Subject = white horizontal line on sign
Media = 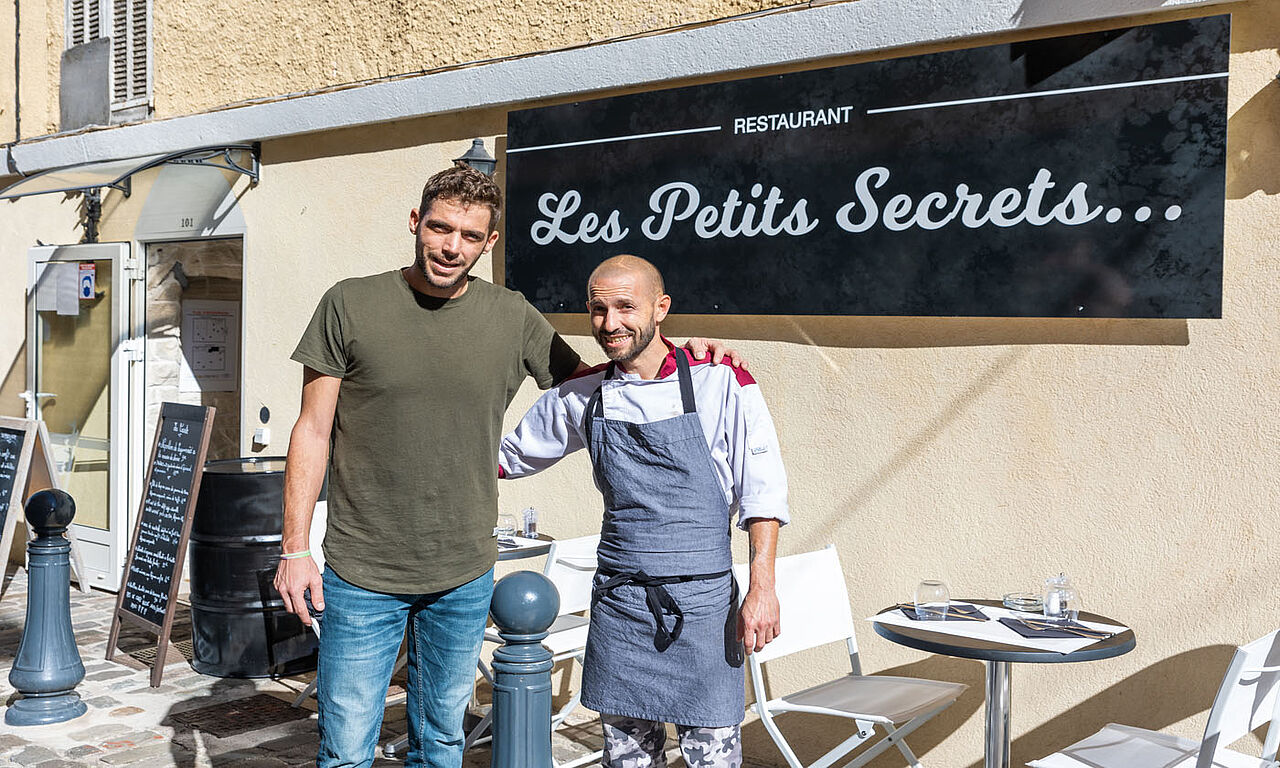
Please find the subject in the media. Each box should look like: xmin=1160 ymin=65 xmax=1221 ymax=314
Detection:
xmin=507 ymin=125 xmax=722 ymax=154
xmin=865 ymin=71 xmax=1230 ymax=115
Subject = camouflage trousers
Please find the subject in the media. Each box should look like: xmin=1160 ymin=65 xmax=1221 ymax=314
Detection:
xmin=601 ymin=714 xmax=741 ymax=768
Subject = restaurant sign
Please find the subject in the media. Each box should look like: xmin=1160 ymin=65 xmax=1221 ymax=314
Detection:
xmin=505 ymin=16 xmax=1228 ymax=318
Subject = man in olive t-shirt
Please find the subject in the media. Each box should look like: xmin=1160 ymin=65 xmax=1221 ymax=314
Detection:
xmin=290 ymin=271 xmax=579 ymax=594
xmin=275 ymin=166 xmax=581 ymax=768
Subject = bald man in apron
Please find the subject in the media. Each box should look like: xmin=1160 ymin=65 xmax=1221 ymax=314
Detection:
xmin=499 ymin=255 xmax=789 ymax=767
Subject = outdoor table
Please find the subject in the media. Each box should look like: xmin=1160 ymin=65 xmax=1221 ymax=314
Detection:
xmin=497 ymin=532 xmax=554 ymax=561
xmin=872 ymin=598 xmax=1135 ymax=768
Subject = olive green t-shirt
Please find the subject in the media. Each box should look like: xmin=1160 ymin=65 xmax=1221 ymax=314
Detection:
xmin=291 ymin=270 xmax=581 ymax=594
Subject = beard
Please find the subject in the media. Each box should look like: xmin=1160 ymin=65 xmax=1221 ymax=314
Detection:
xmin=596 ymin=322 xmax=656 ymax=363
xmin=414 ymin=249 xmax=472 ymax=290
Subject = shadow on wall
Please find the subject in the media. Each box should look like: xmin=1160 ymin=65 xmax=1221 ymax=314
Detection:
xmin=741 ymin=645 xmax=1236 ymax=768
xmin=548 ymin=314 xmax=1189 ymax=348
xmin=837 ymin=347 xmax=1025 ymax=523
xmin=0 ymin=341 xmax=26 ymax=419
xmin=1226 ymin=76 xmax=1280 ymax=200
xmin=264 ymin=110 xmax=506 ymax=167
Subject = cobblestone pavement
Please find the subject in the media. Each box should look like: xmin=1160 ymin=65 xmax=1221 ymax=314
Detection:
xmin=0 ymin=568 xmax=611 ymax=767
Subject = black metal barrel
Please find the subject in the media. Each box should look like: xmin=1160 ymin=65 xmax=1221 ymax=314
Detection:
xmin=188 ymin=457 xmax=318 ymax=678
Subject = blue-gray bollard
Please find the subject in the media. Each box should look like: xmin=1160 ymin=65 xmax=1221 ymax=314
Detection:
xmin=6 ymin=489 xmax=87 ymax=726
xmin=489 ymin=570 xmax=560 ymax=768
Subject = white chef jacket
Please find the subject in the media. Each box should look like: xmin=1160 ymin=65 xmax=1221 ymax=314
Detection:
xmin=499 ymin=340 xmax=790 ymax=528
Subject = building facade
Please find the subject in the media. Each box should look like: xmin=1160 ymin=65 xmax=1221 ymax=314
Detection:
xmin=1 ymin=0 xmax=1278 ymax=765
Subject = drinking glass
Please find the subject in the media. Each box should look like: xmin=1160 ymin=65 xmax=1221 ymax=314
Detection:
xmin=1062 ymin=586 xmax=1083 ymax=623
xmin=914 ymin=580 xmax=950 ymax=620
xmin=495 ymin=514 xmax=518 ymax=540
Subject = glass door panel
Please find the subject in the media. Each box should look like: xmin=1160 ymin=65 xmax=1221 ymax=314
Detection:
xmin=28 ymin=243 xmax=133 ymax=590
xmin=35 ymin=259 xmax=113 ymax=529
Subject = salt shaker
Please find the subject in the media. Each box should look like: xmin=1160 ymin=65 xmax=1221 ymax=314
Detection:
xmin=1043 ymin=573 xmax=1072 ymax=620
xmin=521 ymin=507 xmax=538 ymax=538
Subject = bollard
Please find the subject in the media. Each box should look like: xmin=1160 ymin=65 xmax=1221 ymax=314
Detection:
xmin=489 ymin=570 xmax=560 ymax=768
xmin=6 ymin=489 xmax=88 ymax=726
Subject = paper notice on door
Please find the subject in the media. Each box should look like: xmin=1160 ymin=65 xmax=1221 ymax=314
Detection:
xmin=56 ymin=263 xmax=81 ymax=316
xmin=34 ymin=263 xmax=58 ymax=312
xmin=179 ymin=300 xmax=239 ymax=392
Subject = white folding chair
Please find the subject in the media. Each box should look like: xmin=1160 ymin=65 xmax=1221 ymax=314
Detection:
xmin=1028 ymin=628 xmax=1280 ymax=768
xmin=468 ymin=534 xmax=603 ymax=767
xmin=732 ymin=545 xmax=967 ymax=768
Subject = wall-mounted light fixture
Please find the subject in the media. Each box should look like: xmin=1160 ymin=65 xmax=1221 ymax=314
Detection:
xmin=453 ymin=138 xmax=497 ymax=176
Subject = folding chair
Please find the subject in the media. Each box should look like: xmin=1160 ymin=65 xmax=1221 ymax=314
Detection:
xmin=469 ymin=533 xmax=603 ymax=767
xmin=732 ymin=545 xmax=967 ymax=768
xmin=1028 ymin=628 xmax=1280 ymax=768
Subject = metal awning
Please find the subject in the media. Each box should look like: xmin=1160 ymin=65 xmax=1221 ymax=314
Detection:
xmin=0 ymin=144 xmax=259 ymax=200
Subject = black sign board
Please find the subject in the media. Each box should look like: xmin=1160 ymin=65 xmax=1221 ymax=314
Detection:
xmin=506 ymin=16 xmax=1228 ymax=318
xmin=0 ymin=419 xmax=35 ymax=573
xmin=107 ymin=402 xmax=215 ymax=687
xmin=0 ymin=417 xmax=89 ymax=597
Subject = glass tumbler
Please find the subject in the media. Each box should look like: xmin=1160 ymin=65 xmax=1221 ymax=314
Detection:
xmin=914 ymin=580 xmax=950 ymax=621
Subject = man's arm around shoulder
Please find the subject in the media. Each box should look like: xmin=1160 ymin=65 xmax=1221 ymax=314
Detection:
xmin=273 ymin=367 xmax=340 ymax=626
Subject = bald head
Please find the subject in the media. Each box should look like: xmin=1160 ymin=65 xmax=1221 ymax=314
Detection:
xmin=585 ymin=255 xmax=672 ymax=372
xmin=587 ymin=255 xmax=665 ymax=300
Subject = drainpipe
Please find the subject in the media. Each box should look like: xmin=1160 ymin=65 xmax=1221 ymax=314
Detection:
xmin=13 ymin=0 xmax=19 ymax=142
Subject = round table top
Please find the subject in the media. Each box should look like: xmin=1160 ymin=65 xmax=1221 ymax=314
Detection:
xmin=496 ymin=533 xmax=555 ymax=561
xmin=872 ymin=599 xmax=1136 ymax=664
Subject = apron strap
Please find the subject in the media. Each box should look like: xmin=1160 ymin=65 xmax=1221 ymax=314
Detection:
xmin=582 ymin=362 xmax=616 ymax=446
xmin=674 ymin=347 xmax=697 ymax=414
xmin=582 ymin=347 xmax=696 ymax=442
xmin=594 ymin=568 xmax=731 ymax=652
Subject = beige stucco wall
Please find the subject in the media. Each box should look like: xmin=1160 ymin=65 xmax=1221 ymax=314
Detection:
xmin=0 ymin=193 xmax=81 ymax=421
xmin=5 ymin=0 xmax=62 ymax=142
xmin=152 ymin=0 xmax=783 ymax=118
xmin=0 ymin=193 xmax=78 ymax=564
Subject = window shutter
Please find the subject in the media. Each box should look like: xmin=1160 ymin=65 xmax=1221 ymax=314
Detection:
xmin=109 ymin=0 xmax=149 ymax=107
xmin=111 ymin=0 xmax=127 ymax=100
xmin=130 ymin=0 xmax=148 ymax=102
xmin=87 ymin=0 xmax=101 ymax=41
xmin=67 ymin=0 xmax=103 ymax=47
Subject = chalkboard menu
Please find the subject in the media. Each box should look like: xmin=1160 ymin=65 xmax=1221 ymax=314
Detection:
xmin=106 ymin=402 xmax=214 ymax=687
xmin=0 ymin=419 xmax=36 ymax=572
xmin=0 ymin=416 xmax=89 ymax=599
xmin=0 ymin=427 xmax=24 ymax=531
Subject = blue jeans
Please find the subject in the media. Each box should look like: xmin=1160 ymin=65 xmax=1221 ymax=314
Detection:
xmin=316 ymin=566 xmax=495 ymax=768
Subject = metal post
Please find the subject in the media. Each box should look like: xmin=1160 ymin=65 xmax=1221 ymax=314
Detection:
xmin=82 ymin=189 xmax=101 ymax=243
xmin=6 ymin=489 xmax=88 ymax=726
xmin=488 ymin=570 xmax=560 ymax=768
xmin=984 ymin=660 xmax=1012 ymax=768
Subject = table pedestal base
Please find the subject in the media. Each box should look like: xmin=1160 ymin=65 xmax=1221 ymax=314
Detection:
xmin=984 ymin=660 xmax=1012 ymax=768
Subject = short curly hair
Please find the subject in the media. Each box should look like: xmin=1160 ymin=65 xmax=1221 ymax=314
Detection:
xmin=418 ymin=163 xmax=503 ymax=233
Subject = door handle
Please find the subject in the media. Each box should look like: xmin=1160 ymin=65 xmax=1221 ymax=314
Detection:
xmin=18 ymin=391 xmax=57 ymax=402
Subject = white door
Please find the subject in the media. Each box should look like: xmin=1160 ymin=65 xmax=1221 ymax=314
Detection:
xmin=26 ymin=243 xmax=143 ymax=591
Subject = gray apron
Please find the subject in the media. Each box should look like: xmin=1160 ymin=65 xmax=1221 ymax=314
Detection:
xmin=579 ymin=349 xmax=744 ymax=727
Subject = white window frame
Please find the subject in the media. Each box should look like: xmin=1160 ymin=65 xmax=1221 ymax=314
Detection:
xmin=64 ymin=0 xmax=152 ymax=117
